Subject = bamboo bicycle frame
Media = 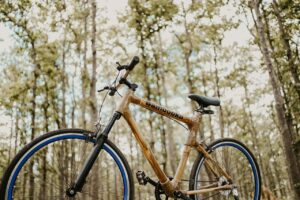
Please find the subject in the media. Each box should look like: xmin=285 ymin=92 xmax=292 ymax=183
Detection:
xmin=116 ymin=89 xmax=233 ymax=197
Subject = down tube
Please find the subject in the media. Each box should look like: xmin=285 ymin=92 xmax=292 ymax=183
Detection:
xmin=122 ymin=110 xmax=170 ymax=185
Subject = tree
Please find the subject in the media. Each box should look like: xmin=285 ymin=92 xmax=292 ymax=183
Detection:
xmin=248 ymin=0 xmax=300 ymax=198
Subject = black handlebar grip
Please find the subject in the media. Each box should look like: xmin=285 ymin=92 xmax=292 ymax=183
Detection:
xmin=126 ymin=56 xmax=139 ymax=70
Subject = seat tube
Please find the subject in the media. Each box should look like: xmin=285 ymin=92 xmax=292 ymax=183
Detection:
xmin=172 ymin=136 xmax=193 ymax=187
xmin=172 ymin=113 xmax=201 ymax=188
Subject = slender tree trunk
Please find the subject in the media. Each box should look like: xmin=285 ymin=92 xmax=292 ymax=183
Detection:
xmin=201 ymin=71 xmax=215 ymax=141
xmin=61 ymin=31 xmax=67 ymax=128
xmin=90 ymin=1 xmax=100 ymax=199
xmin=52 ymin=96 xmax=61 ymax=129
xmin=58 ymin=144 xmax=65 ymax=199
xmin=71 ymin=69 xmax=76 ymax=129
xmin=132 ymin=1 xmax=156 ymax=153
xmin=14 ymin=109 xmax=19 ymax=155
xmin=262 ymin=6 xmax=294 ymax=132
xmin=213 ymin=46 xmax=225 ymax=138
xmin=243 ymin=84 xmax=268 ymax=186
xmin=251 ymin=1 xmax=300 ymax=198
xmin=151 ymin=36 xmax=168 ymax=173
xmin=272 ymin=0 xmax=300 ymax=101
xmin=158 ymin=32 xmax=178 ymax=174
xmin=89 ymin=0 xmax=98 ymax=122
xmin=174 ymin=3 xmax=195 ymax=109
xmin=269 ymin=107 xmax=290 ymax=198
xmin=263 ymin=6 xmax=298 ymax=153
xmin=271 ymin=2 xmax=300 ymax=157
xmin=8 ymin=110 xmax=13 ymax=164
xmin=177 ymin=3 xmax=205 ymax=141
xmin=81 ymin=2 xmax=89 ymax=129
xmin=29 ymin=42 xmax=39 ymax=200
xmin=266 ymin=136 xmax=282 ymax=198
xmin=39 ymin=81 xmax=50 ymax=200
xmin=22 ymin=165 xmax=28 ymax=199
xmin=50 ymin=151 xmax=55 ymax=199
xmin=182 ymin=2 xmax=194 ymax=97
xmin=138 ymin=30 xmax=155 ymax=151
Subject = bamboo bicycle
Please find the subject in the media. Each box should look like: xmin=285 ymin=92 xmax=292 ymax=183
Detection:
xmin=0 ymin=56 xmax=261 ymax=200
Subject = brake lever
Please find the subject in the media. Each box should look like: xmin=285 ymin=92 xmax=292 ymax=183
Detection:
xmin=116 ymin=62 xmax=127 ymax=71
xmin=97 ymin=86 xmax=117 ymax=96
xmin=97 ymin=86 xmax=110 ymax=93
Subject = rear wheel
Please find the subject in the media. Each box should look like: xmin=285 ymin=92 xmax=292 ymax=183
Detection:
xmin=189 ymin=138 xmax=261 ymax=200
xmin=0 ymin=129 xmax=134 ymax=200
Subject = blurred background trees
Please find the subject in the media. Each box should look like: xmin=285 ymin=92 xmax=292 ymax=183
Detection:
xmin=0 ymin=0 xmax=299 ymax=199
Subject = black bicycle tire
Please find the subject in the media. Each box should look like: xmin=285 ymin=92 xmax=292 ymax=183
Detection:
xmin=0 ymin=128 xmax=134 ymax=200
xmin=188 ymin=138 xmax=261 ymax=200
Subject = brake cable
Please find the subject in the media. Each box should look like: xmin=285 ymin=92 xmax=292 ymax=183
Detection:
xmin=96 ymin=70 xmax=121 ymax=128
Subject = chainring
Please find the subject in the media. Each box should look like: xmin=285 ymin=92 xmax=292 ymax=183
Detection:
xmin=155 ymin=182 xmax=169 ymax=200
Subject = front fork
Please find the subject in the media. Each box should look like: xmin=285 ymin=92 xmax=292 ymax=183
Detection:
xmin=66 ymin=112 xmax=122 ymax=197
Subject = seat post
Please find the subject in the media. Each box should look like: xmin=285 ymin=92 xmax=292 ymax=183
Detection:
xmin=195 ymin=105 xmax=214 ymax=115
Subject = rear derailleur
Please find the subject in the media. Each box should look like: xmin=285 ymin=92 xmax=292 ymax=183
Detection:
xmin=136 ymin=171 xmax=192 ymax=200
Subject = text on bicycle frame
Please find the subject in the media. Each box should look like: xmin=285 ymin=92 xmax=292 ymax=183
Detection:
xmin=145 ymin=101 xmax=184 ymax=120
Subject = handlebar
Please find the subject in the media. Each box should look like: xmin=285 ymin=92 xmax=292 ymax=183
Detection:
xmin=118 ymin=56 xmax=139 ymax=85
xmin=101 ymin=56 xmax=140 ymax=96
xmin=126 ymin=56 xmax=139 ymax=71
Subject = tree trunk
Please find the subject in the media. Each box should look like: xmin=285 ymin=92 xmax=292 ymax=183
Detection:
xmin=90 ymin=0 xmax=98 ymax=122
xmin=182 ymin=2 xmax=194 ymax=97
xmin=263 ymin=6 xmax=299 ymax=164
xmin=151 ymin=35 xmax=168 ymax=173
xmin=8 ymin=110 xmax=13 ymax=164
xmin=174 ymin=3 xmax=195 ymax=107
xmin=201 ymin=70 xmax=215 ymax=141
xmin=39 ymin=81 xmax=50 ymax=200
xmin=138 ymin=29 xmax=156 ymax=151
xmin=29 ymin=42 xmax=39 ymax=200
xmin=272 ymin=0 xmax=300 ymax=101
xmin=158 ymin=32 xmax=178 ymax=174
xmin=242 ymin=83 xmax=268 ymax=186
xmin=213 ymin=45 xmax=225 ymax=138
xmin=251 ymin=1 xmax=300 ymax=199
xmin=266 ymin=135 xmax=283 ymax=198
xmin=81 ymin=2 xmax=89 ymax=129
xmin=14 ymin=109 xmax=19 ymax=155
xmin=90 ymin=1 xmax=99 ymax=199
xmin=61 ymin=31 xmax=67 ymax=128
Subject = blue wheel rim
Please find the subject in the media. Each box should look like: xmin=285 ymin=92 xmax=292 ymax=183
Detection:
xmin=194 ymin=141 xmax=260 ymax=200
xmin=7 ymin=134 xmax=130 ymax=200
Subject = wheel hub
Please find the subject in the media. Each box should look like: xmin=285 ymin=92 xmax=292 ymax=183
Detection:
xmin=218 ymin=176 xmax=231 ymax=196
xmin=66 ymin=187 xmax=77 ymax=197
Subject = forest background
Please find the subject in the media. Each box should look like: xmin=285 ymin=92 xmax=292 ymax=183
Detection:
xmin=0 ymin=0 xmax=299 ymax=199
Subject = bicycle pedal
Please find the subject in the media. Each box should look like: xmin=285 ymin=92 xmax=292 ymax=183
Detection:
xmin=136 ymin=171 xmax=147 ymax=185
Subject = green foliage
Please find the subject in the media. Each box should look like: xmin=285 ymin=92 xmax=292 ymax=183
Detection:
xmin=128 ymin=0 xmax=178 ymax=40
xmin=0 ymin=0 xmax=298 ymax=199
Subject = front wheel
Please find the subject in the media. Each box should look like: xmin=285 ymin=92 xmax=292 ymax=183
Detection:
xmin=189 ymin=138 xmax=261 ymax=200
xmin=0 ymin=129 xmax=134 ymax=200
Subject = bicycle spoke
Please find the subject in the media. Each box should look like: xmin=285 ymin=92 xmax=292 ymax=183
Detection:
xmin=192 ymin=140 xmax=259 ymax=200
xmin=201 ymin=192 xmax=221 ymax=200
xmin=7 ymin=134 xmax=128 ymax=200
